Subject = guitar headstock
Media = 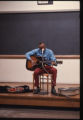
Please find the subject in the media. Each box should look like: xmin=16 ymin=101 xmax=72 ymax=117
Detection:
xmin=56 ymin=60 xmax=63 ymax=64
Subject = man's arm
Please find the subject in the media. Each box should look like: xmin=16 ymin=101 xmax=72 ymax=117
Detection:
xmin=49 ymin=50 xmax=57 ymax=65
xmin=25 ymin=49 xmax=38 ymax=60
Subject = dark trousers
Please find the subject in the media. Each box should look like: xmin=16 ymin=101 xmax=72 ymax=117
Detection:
xmin=34 ymin=65 xmax=57 ymax=87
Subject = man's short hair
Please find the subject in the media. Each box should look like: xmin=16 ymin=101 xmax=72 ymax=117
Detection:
xmin=39 ymin=42 xmax=45 ymax=45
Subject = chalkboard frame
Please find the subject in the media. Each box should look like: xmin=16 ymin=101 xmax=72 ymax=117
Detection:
xmin=0 ymin=55 xmax=80 ymax=59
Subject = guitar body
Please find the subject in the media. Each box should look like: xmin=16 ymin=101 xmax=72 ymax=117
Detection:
xmin=26 ymin=56 xmax=42 ymax=71
xmin=26 ymin=55 xmax=63 ymax=71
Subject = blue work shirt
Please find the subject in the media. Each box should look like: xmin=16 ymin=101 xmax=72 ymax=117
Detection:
xmin=25 ymin=48 xmax=56 ymax=65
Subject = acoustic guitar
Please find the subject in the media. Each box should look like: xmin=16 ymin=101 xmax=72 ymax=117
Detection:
xmin=26 ymin=55 xmax=63 ymax=71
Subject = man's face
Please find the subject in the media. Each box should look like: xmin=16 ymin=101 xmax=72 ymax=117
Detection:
xmin=39 ymin=43 xmax=45 ymax=49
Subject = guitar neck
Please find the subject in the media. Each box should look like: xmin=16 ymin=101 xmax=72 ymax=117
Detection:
xmin=39 ymin=60 xmax=63 ymax=64
xmin=36 ymin=56 xmax=63 ymax=64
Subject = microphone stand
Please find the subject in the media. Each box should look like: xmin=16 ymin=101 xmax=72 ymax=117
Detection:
xmin=39 ymin=49 xmax=49 ymax=95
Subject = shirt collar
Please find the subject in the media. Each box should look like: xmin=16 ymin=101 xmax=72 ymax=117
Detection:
xmin=38 ymin=48 xmax=46 ymax=54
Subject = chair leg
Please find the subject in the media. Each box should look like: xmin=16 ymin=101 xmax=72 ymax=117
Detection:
xmin=40 ymin=76 xmax=41 ymax=89
xmin=51 ymin=75 xmax=52 ymax=90
xmin=47 ymin=76 xmax=48 ymax=93
xmin=39 ymin=76 xmax=41 ymax=89
xmin=33 ymin=74 xmax=34 ymax=91
xmin=42 ymin=75 xmax=44 ymax=90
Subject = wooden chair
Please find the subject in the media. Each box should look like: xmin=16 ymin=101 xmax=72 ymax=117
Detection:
xmin=33 ymin=73 xmax=53 ymax=94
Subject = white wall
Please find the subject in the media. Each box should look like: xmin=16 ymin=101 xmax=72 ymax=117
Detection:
xmin=0 ymin=1 xmax=80 ymax=13
xmin=0 ymin=59 xmax=80 ymax=84
xmin=0 ymin=1 xmax=80 ymax=84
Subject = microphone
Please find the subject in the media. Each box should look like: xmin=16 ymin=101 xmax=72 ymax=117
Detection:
xmin=42 ymin=48 xmax=44 ymax=54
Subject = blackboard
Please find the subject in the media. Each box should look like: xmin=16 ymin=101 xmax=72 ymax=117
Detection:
xmin=0 ymin=11 xmax=80 ymax=55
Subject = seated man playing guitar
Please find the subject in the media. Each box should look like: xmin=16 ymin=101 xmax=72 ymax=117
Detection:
xmin=25 ymin=42 xmax=57 ymax=95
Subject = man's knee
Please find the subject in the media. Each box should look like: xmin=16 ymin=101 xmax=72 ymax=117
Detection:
xmin=34 ymin=68 xmax=41 ymax=75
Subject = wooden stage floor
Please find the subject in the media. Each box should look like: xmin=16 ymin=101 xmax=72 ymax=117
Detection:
xmin=0 ymin=82 xmax=80 ymax=108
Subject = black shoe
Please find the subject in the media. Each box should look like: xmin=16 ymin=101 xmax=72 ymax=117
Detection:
xmin=33 ymin=87 xmax=40 ymax=94
xmin=51 ymin=87 xmax=56 ymax=95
